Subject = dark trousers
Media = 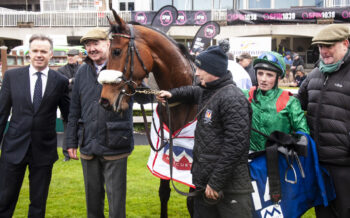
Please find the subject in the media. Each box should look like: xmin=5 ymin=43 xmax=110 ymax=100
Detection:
xmin=193 ymin=192 xmax=253 ymax=218
xmin=0 ymin=151 xmax=53 ymax=218
xmin=315 ymin=164 xmax=350 ymax=218
xmin=81 ymin=156 xmax=127 ymax=218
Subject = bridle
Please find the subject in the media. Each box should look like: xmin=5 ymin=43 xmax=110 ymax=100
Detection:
xmin=111 ymin=24 xmax=150 ymax=96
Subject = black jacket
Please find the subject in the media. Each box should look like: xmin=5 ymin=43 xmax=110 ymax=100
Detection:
xmin=66 ymin=57 xmax=151 ymax=156
xmin=0 ymin=66 xmax=69 ymax=165
xmin=57 ymin=63 xmax=80 ymax=94
xmin=298 ymin=51 xmax=350 ymax=165
xmin=170 ymin=73 xmax=253 ymax=194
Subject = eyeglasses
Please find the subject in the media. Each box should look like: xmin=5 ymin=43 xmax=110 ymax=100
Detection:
xmin=258 ymin=53 xmax=284 ymax=72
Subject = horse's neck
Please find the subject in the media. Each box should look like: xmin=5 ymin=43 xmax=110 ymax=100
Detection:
xmin=141 ymin=28 xmax=197 ymax=130
xmin=141 ymin=31 xmax=193 ymax=89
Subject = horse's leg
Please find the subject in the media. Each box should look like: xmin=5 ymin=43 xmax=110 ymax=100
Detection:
xmin=159 ymin=179 xmax=171 ymax=218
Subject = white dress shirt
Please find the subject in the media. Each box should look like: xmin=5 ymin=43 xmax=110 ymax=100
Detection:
xmin=29 ymin=65 xmax=49 ymax=102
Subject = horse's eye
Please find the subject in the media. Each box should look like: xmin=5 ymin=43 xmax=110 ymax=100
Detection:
xmin=113 ymin=49 xmax=121 ymax=57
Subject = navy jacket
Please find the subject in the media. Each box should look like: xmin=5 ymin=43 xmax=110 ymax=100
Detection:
xmin=66 ymin=58 xmax=152 ymax=156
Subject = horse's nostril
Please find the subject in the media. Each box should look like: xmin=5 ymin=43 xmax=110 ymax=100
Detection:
xmin=100 ymin=98 xmax=110 ymax=108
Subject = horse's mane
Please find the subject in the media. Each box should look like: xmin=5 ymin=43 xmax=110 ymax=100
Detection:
xmin=109 ymin=23 xmax=193 ymax=61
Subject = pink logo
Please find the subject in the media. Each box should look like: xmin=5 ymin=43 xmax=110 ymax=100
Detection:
xmin=176 ymin=11 xmax=187 ymax=25
xmin=204 ymin=24 xmax=216 ymax=38
xmin=195 ymin=11 xmax=207 ymax=25
xmin=160 ymin=10 xmax=173 ymax=26
xmin=135 ymin=12 xmax=147 ymax=24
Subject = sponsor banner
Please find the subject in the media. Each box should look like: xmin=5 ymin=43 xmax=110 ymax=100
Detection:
xmin=229 ymin=37 xmax=271 ymax=57
xmin=227 ymin=7 xmax=350 ymax=25
xmin=147 ymin=107 xmax=196 ymax=188
xmin=151 ymin=5 xmax=178 ymax=33
xmin=190 ymin=21 xmax=220 ymax=53
xmin=132 ymin=10 xmax=211 ymax=26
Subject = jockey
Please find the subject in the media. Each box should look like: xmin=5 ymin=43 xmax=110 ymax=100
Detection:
xmin=243 ymin=51 xmax=309 ymax=152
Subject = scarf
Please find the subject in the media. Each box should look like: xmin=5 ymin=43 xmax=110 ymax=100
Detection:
xmin=319 ymin=49 xmax=349 ymax=75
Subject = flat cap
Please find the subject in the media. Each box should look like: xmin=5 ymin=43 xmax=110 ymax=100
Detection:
xmin=312 ymin=24 xmax=350 ymax=45
xmin=67 ymin=49 xmax=79 ymax=56
xmin=80 ymin=28 xmax=109 ymax=43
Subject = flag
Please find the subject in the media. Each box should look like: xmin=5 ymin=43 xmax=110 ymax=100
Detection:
xmin=151 ymin=5 xmax=178 ymax=33
xmin=190 ymin=21 xmax=220 ymax=54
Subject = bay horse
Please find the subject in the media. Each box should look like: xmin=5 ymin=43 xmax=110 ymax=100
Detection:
xmin=99 ymin=10 xmax=197 ymax=218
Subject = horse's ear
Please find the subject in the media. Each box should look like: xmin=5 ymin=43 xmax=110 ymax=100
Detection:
xmin=106 ymin=16 xmax=114 ymax=26
xmin=111 ymin=9 xmax=127 ymax=31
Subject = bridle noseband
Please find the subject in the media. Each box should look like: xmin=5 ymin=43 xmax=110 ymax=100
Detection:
xmin=111 ymin=24 xmax=150 ymax=96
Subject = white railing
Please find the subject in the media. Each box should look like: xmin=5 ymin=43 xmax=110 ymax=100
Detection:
xmin=0 ymin=11 xmax=131 ymax=27
xmin=0 ymin=9 xmax=229 ymax=27
xmin=325 ymin=0 xmax=350 ymax=7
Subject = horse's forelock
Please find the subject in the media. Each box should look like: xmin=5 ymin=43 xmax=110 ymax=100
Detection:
xmin=109 ymin=24 xmax=122 ymax=34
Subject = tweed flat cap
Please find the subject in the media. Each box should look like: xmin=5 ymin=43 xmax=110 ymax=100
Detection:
xmin=67 ymin=49 xmax=79 ymax=56
xmin=80 ymin=28 xmax=109 ymax=43
xmin=312 ymin=24 xmax=350 ymax=45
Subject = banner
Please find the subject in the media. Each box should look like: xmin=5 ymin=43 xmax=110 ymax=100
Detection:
xmin=229 ymin=37 xmax=272 ymax=57
xmin=151 ymin=5 xmax=178 ymax=33
xmin=132 ymin=10 xmax=211 ymax=26
xmin=227 ymin=7 xmax=350 ymax=25
xmin=190 ymin=21 xmax=220 ymax=53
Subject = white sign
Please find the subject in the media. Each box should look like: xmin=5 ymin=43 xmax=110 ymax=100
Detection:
xmin=229 ymin=37 xmax=271 ymax=57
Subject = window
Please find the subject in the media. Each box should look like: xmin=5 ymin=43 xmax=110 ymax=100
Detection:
xmin=333 ymin=0 xmax=350 ymax=6
xmin=303 ymin=0 xmax=324 ymax=7
xmin=214 ymin=0 xmax=234 ymax=9
xmin=249 ymin=0 xmax=270 ymax=9
xmin=174 ymin=0 xmax=192 ymax=10
xmin=275 ymin=0 xmax=298 ymax=8
xmin=128 ymin=2 xmax=135 ymax=11
xmin=120 ymin=2 xmax=126 ymax=11
xmin=220 ymin=0 xmax=234 ymax=9
xmin=237 ymin=0 xmax=244 ymax=9
xmin=193 ymin=0 xmax=212 ymax=10
xmin=153 ymin=0 xmax=172 ymax=11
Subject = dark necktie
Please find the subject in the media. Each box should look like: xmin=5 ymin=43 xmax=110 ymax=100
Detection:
xmin=33 ymin=72 xmax=42 ymax=112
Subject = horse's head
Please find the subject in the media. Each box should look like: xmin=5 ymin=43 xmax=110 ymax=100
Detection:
xmin=99 ymin=10 xmax=153 ymax=112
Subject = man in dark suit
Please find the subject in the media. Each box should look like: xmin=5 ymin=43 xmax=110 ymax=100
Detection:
xmin=0 ymin=34 xmax=70 ymax=218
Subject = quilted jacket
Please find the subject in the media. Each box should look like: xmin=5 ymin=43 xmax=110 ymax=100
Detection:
xmin=169 ymin=73 xmax=253 ymax=194
xmin=297 ymin=51 xmax=350 ymax=165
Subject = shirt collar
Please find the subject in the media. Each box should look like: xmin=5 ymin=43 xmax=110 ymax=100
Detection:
xmin=29 ymin=65 xmax=49 ymax=77
xmin=94 ymin=61 xmax=107 ymax=74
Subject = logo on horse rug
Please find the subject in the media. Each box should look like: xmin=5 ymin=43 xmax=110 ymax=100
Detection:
xmin=147 ymin=108 xmax=196 ymax=187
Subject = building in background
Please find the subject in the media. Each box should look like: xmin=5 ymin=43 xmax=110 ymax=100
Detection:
xmin=0 ymin=0 xmax=350 ymax=69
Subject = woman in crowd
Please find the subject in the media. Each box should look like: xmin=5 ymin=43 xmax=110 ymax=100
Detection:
xmin=244 ymin=51 xmax=309 ymax=151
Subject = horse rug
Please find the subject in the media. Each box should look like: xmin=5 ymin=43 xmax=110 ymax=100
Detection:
xmin=147 ymin=108 xmax=196 ymax=188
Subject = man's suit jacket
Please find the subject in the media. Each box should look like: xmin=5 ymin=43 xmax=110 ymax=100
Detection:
xmin=0 ymin=66 xmax=70 ymax=166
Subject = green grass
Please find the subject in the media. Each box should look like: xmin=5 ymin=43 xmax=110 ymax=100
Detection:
xmin=12 ymin=146 xmax=315 ymax=218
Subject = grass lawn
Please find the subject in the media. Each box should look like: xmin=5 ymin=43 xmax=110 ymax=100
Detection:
xmin=12 ymin=146 xmax=316 ymax=218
